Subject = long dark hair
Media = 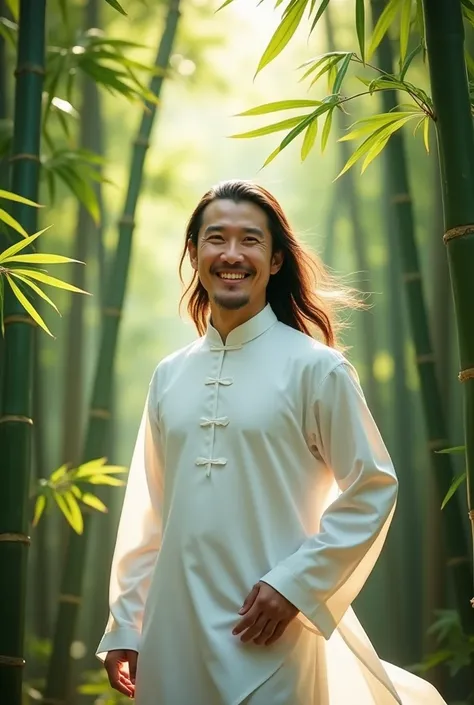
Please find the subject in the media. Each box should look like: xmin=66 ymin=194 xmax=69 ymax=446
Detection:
xmin=179 ymin=180 xmax=361 ymax=348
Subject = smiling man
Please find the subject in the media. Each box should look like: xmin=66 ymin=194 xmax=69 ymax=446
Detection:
xmin=98 ymin=180 xmax=446 ymax=705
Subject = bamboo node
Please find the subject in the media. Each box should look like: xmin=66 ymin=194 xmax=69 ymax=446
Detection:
xmin=402 ymin=272 xmax=421 ymax=283
xmin=428 ymin=438 xmax=449 ymax=451
xmin=59 ymin=593 xmax=82 ymax=605
xmin=9 ymin=153 xmax=41 ymax=164
xmin=0 ymin=414 xmax=33 ymax=425
xmin=89 ymin=408 xmax=111 ymax=420
xmin=119 ymin=214 xmax=135 ymax=227
xmin=444 ymin=224 xmax=474 ymax=243
xmin=0 ymin=654 xmax=25 ymax=667
xmin=134 ymin=136 xmax=150 ymax=148
xmin=14 ymin=63 xmax=45 ymax=77
xmin=4 ymin=313 xmax=36 ymax=327
xmin=0 ymin=532 xmax=31 ymax=545
xmin=416 ymin=353 xmax=435 ymax=365
xmin=459 ymin=367 xmax=474 ymax=383
xmin=392 ymin=193 xmax=411 ymax=204
xmin=103 ymin=307 xmax=122 ymax=318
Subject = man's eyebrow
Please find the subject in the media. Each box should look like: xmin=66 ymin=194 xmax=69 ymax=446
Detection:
xmin=204 ymin=224 xmax=264 ymax=236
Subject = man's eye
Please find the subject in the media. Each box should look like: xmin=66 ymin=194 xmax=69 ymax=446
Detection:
xmin=244 ymin=237 xmax=258 ymax=243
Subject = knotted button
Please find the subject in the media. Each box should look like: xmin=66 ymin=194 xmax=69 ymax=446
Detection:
xmin=195 ymin=456 xmax=228 ymax=477
xmin=200 ymin=416 xmax=229 ymax=428
xmin=205 ymin=377 xmax=234 ymax=386
xmin=210 ymin=344 xmax=243 ymax=352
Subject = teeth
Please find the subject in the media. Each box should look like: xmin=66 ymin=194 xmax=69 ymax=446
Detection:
xmin=218 ymin=273 xmax=247 ymax=280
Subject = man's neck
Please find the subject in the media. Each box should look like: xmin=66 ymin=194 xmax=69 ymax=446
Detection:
xmin=210 ymin=301 xmax=266 ymax=343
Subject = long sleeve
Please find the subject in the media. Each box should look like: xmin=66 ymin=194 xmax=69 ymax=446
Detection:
xmin=96 ymin=374 xmax=163 ymax=658
xmin=260 ymin=360 xmax=398 ymax=640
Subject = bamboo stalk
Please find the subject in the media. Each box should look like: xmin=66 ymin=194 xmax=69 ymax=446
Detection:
xmin=370 ymin=0 xmax=474 ymax=639
xmin=422 ymin=0 xmax=474 ymax=615
xmin=42 ymin=2 xmax=181 ymax=701
xmin=0 ymin=1 xmax=46 ymax=703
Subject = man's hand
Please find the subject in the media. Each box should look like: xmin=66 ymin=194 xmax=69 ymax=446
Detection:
xmin=233 ymin=582 xmax=299 ymax=646
xmin=104 ymin=649 xmax=138 ymax=698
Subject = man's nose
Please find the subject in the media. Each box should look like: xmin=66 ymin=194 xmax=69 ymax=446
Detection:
xmin=221 ymin=241 xmax=243 ymax=263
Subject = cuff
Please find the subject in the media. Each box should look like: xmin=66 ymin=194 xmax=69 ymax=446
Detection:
xmin=260 ymin=564 xmax=336 ymax=640
xmin=96 ymin=627 xmax=141 ymax=662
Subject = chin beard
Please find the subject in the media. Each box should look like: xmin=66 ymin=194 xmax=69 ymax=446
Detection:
xmin=212 ymin=293 xmax=250 ymax=311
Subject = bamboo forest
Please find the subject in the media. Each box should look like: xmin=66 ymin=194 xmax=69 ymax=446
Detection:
xmin=1 ymin=0 xmax=474 ymax=703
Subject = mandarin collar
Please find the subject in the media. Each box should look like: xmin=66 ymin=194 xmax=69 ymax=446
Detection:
xmin=205 ymin=304 xmax=277 ymax=348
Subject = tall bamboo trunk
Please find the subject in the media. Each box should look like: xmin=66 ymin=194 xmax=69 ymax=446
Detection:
xmin=42 ymin=3 xmax=181 ymax=701
xmin=0 ymin=2 xmax=46 ymax=704
xmin=369 ymin=0 xmax=474 ymax=647
xmin=422 ymin=0 xmax=474 ymax=625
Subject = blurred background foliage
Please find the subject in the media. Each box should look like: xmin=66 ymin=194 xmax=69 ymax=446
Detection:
xmin=1 ymin=0 xmax=472 ymax=702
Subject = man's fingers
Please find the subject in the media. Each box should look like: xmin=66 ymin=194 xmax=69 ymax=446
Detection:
xmin=239 ymin=584 xmax=260 ymax=615
xmin=265 ymin=620 xmax=288 ymax=646
xmin=240 ymin=614 xmax=269 ymax=643
xmin=254 ymin=619 xmax=277 ymax=646
xmin=233 ymin=604 xmax=260 ymax=635
xmin=127 ymin=650 xmax=138 ymax=684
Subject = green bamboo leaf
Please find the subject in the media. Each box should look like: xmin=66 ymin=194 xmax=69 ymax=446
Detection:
xmin=54 ymin=491 xmax=83 ymax=534
xmin=2 ymin=253 xmax=83 ymax=265
xmin=215 ymin=0 xmax=235 ymax=11
xmin=5 ymin=0 xmax=19 ymax=20
xmin=230 ymin=116 xmax=309 ymax=139
xmin=399 ymin=0 xmax=412 ymax=66
xmin=337 ymin=124 xmax=393 ymax=178
xmin=263 ymin=105 xmax=331 ymax=167
xmin=423 ymin=117 xmax=430 ymax=152
xmin=332 ymin=52 xmax=353 ymax=94
xmin=87 ymin=474 xmax=125 ymax=486
xmin=81 ymin=493 xmax=108 ymax=513
xmin=6 ymin=268 xmax=89 ymax=295
xmin=400 ymin=44 xmax=422 ymax=81
xmin=339 ymin=111 xmax=419 ymax=143
xmin=236 ymin=100 xmax=322 ymax=117
xmin=309 ymin=0 xmax=330 ymax=33
xmin=414 ymin=0 xmax=425 ymax=48
xmin=441 ymin=472 xmax=467 ymax=510
xmin=104 ymin=0 xmax=127 ymax=15
xmin=301 ymin=119 xmax=318 ymax=161
xmin=76 ymin=465 xmax=127 ymax=478
xmin=368 ymin=0 xmax=401 ymax=61
xmin=321 ymin=108 xmax=333 ymax=152
xmin=308 ymin=55 xmax=345 ymax=88
xmin=74 ymin=457 xmax=108 ymax=476
xmin=55 ymin=166 xmax=100 ymax=224
xmin=355 ymin=0 xmax=365 ymax=63
xmin=0 ymin=208 xmax=28 ymax=238
xmin=0 ymin=189 xmax=42 ymax=208
xmin=0 ymin=18 xmax=17 ymax=47
xmin=360 ymin=132 xmax=392 ymax=173
xmin=71 ymin=485 xmax=82 ymax=499
xmin=32 ymin=495 xmax=46 ymax=527
xmin=6 ymin=274 xmax=53 ymax=336
xmin=0 ymin=227 xmax=51 ymax=264
xmin=436 ymin=445 xmax=466 ymax=454
xmin=256 ymin=0 xmax=308 ymax=75
xmin=9 ymin=272 xmax=60 ymax=315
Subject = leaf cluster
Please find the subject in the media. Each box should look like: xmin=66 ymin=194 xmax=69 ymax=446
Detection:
xmin=32 ymin=457 xmax=127 ymax=535
xmin=409 ymin=610 xmax=474 ymax=680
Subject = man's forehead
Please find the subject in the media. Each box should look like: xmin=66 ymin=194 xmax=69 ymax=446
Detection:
xmin=201 ymin=199 xmax=268 ymax=227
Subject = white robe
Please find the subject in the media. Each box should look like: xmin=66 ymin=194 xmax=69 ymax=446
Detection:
xmin=97 ymin=304 xmax=446 ymax=705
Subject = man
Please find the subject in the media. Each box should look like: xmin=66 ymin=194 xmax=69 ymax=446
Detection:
xmin=98 ymin=180 xmax=445 ymax=704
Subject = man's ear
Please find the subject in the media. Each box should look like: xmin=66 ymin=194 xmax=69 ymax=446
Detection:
xmin=188 ymin=238 xmax=198 ymax=271
xmin=270 ymin=250 xmax=283 ymax=276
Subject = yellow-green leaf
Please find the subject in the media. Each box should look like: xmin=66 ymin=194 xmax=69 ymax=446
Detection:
xmin=4 ymin=0 xmax=18 ymax=21
xmin=0 ymin=227 xmax=51 ymax=264
xmin=0 ymin=189 xmax=42 ymax=208
xmin=50 ymin=463 xmax=69 ymax=483
xmin=231 ymin=116 xmax=309 ymax=139
xmin=0 ymin=208 xmax=28 ymax=238
xmin=399 ymin=0 xmax=412 ymax=66
xmin=236 ymin=100 xmax=321 ymax=117
xmin=7 ymin=268 xmax=89 ymax=295
xmin=32 ymin=495 xmax=46 ymax=527
xmin=6 ymin=274 xmax=53 ymax=336
xmin=2 ymin=253 xmax=82 ymax=265
xmin=256 ymin=0 xmax=308 ymax=75
xmin=71 ymin=485 xmax=82 ymax=499
xmin=75 ymin=457 xmax=108 ymax=476
xmin=8 ymin=273 xmax=60 ymax=314
xmin=54 ymin=491 xmax=84 ymax=534
xmin=361 ymin=133 xmax=392 ymax=173
xmin=309 ymin=0 xmax=330 ymax=33
xmin=86 ymin=474 xmax=125 ymax=487
xmin=301 ymin=119 xmax=318 ymax=161
xmin=368 ymin=0 xmax=401 ymax=61
xmin=339 ymin=111 xmax=419 ymax=143
xmin=321 ymin=109 xmax=333 ymax=152
xmin=75 ymin=463 xmax=127 ymax=479
xmin=81 ymin=493 xmax=108 ymax=513
xmin=423 ymin=116 xmax=430 ymax=152
xmin=104 ymin=0 xmax=127 ymax=15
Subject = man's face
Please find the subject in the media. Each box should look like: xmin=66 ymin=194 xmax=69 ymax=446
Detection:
xmin=188 ymin=199 xmax=283 ymax=313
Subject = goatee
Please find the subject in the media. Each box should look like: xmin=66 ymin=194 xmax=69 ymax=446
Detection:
xmin=213 ymin=293 xmax=250 ymax=311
